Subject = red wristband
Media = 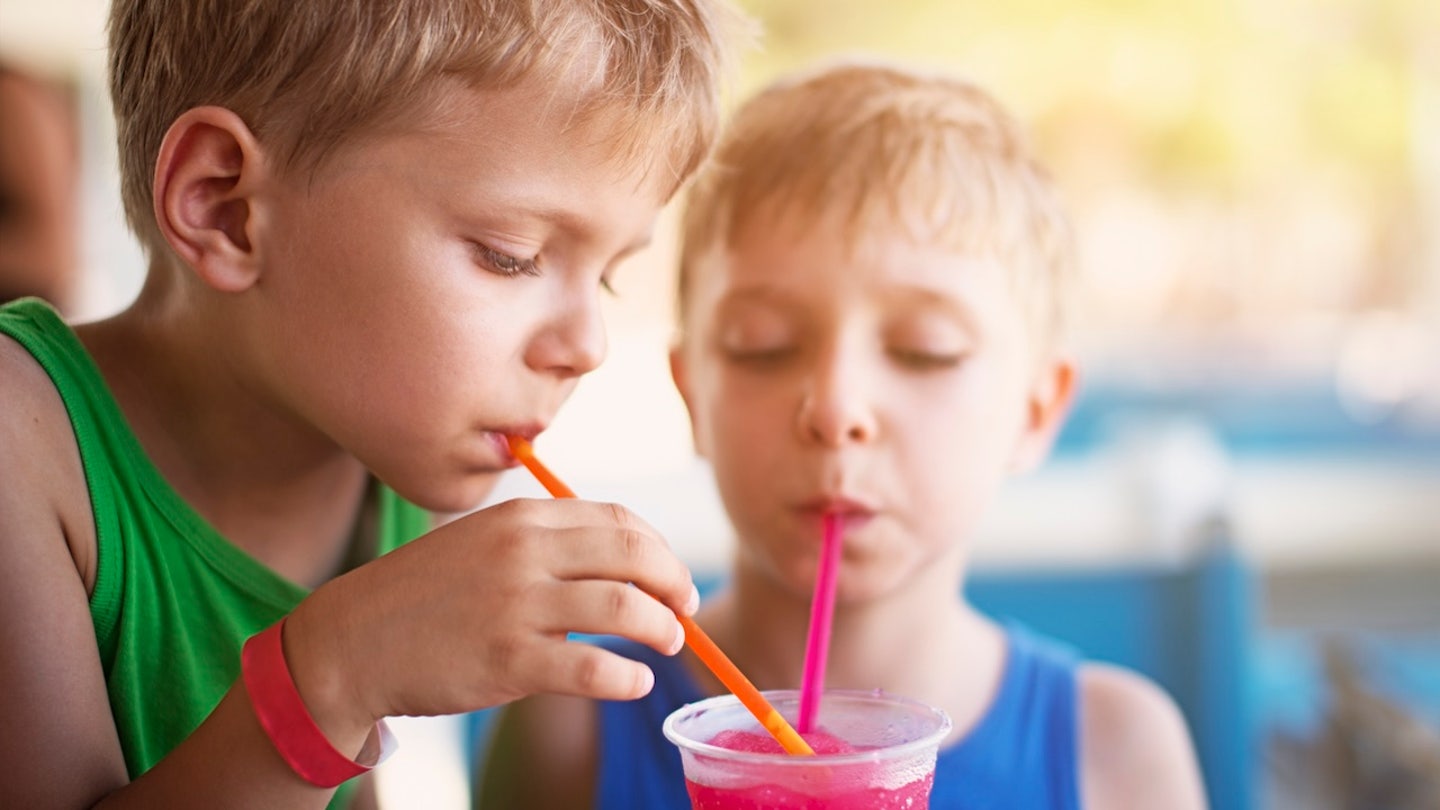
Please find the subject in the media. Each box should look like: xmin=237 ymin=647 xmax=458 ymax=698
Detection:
xmin=242 ymin=618 xmax=394 ymax=788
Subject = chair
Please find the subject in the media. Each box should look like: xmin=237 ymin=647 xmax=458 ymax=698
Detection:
xmin=967 ymin=536 xmax=1258 ymax=810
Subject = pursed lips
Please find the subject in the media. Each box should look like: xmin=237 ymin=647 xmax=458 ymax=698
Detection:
xmin=485 ymin=423 xmax=545 ymax=467
xmin=794 ymin=496 xmax=877 ymax=527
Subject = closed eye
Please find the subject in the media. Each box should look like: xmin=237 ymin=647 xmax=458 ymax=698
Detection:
xmin=889 ymin=348 xmax=965 ymax=370
xmin=472 ymin=242 xmax=540 ymax=278
xmin=725 ymin=346 xmax=797 ymax=367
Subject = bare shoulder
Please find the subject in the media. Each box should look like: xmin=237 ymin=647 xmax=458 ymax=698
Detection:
xmin=476 ymin=692 xmax=600 ymax=810
xmin=0 ymin=333 xmax=126 ymax=807
xmin=0 ymin=332 xmax=95 ymax=588
xmin=0 ymin=329 xmax=70 ymax=456
xmin=1077 ymin=664 xmax=1209 ymax=810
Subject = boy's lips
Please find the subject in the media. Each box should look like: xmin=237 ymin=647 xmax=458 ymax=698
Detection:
xmin=795 ymin=496 xmax=877 ymax=523
xmin=485 ymin=424 xmax=544 ymax=467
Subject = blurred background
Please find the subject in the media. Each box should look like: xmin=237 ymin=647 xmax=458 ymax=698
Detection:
xmin=4 ymin=0 xmax=1437 ymax=807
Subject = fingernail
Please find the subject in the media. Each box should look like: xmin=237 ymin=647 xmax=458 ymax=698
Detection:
xmin=670 ymin=620 xmax=686 ymax=655
xmin=685 ymin=584 xmax=701 ymax=616
xmin=638 ymin=665 xmax=655 ymax=696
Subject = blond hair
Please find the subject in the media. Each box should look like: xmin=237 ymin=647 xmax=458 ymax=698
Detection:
xmin=109 ymin=0 xmax=747 ymax=260
xmin=678 ymin=60 xmax=1074 ymax=348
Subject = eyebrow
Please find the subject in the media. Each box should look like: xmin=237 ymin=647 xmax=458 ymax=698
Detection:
xmin=615 ymin=231 xmax=654 ymax=261
xmin=475 ymin=193 xmax=655 ymax=259
xmin=544 ymin=200 xmax=655 ymax=258
xmin=885 ymin=285 xmax=982 ymax=333
xmin=716 ymin=284 xmax=801 ymax=308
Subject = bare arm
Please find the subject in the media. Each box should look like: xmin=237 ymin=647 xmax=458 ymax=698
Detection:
xmin=0 ymin=336 xmax=128 ymax=807
xmin=0 ymin=336 xmax=364 ymax=809
xmin=3 ymin=334 xmax=695 ymax=807
xmin=477 ymin=693 xmax=599 ymax=810
xmin=1078 ymin=664 xmax=1209 ymax=810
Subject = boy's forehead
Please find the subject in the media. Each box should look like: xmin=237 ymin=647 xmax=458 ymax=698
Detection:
xmin=376 ymin=76 xmax=666 ymax=175
xmin=725 ymin=202 xmax=1001 ymax=276
xmin=678 ymin=194 xmax=1049 ymax=343
xmin=316 ymin=76 xmax=672 ymax=203
xmin=729 ymin=193 xmax=982 ymax=259
xmin=700 ymin=218 xmax=1012 ymax=310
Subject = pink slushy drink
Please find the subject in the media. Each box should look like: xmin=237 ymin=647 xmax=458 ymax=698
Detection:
xmin=663 ymin=690 xmax=951 ymax=810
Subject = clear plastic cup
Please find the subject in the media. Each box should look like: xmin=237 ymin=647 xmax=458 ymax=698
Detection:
xmin=663 ymin=689 xmax=952 ymax=810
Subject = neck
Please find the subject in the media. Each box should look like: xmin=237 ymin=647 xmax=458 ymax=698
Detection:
xmin=692 ymin=545 xmax=1007 ymax=744
xmin=76 ymin=270 xmax=369 ymax=586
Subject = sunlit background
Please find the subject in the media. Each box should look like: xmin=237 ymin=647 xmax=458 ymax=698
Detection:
xmin=3 ymin=0 xmax=1437 ymax=807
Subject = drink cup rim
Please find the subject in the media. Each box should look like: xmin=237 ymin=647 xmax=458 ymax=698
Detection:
xmin=662 ymin=689 xmax=952 ymax=768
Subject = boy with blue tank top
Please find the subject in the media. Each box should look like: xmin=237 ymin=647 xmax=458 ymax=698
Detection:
xmin=0 ymin=1 xmax=749 ymax=807
xmin=481 ymin=60 xmax=1209 ymax=809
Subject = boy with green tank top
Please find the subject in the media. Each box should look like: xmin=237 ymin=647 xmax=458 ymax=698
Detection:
xmin=0 ymin=1 xmax=746 ymax=807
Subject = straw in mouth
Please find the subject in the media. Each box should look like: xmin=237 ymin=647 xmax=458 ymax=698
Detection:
xmin=504 ymin=435 xmax=816 ymax=756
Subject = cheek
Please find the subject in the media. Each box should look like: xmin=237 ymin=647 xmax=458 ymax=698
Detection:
xmin=695 ymin=368 xmax=791 ymax=446
xmin=704 ymin=397 xmax=779 ymax=492
xmin=307 ymin=303 xmax=518 ymax=450
xmin=697 ymin=385 xmax=792 ymax=515
xmin=898 ymin=377 xmax=1029 ymax=520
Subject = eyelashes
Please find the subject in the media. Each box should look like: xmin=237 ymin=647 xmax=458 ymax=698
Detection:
xmin=724 ymin=347 xmax=797 ymax=367
xmin=722 ymin=345 xmax=966 ymax=372
xmin=472 ymin=242 xmax=540 ymax=278
xmin=472 ymin=242 xmax=620 ymax=296
xmin=887 ymin=348 xmax=966 ymax=370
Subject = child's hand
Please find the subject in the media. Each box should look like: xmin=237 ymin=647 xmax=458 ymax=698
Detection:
xmin=282 ymin=498 xmax=697 ymax=740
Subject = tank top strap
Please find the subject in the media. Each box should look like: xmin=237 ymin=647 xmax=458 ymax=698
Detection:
xmin=0 ymin=297 xmax=247 ymax=643
xmin=930 ymin=623 xmax=1082 ymax=809
xmin=0 ymin=297 xmax=425 ymax=808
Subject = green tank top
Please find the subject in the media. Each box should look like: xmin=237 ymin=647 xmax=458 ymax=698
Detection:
xmin=0 ymin=298 xmax=430 ymax=806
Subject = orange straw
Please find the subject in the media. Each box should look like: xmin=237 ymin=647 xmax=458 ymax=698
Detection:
xmin=506 ymin=435 xmax=815 ymax=756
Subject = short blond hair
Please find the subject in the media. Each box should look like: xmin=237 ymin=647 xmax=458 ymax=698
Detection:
xmin=678 ymin=60 xmax=1074 ymax=349
xmin=109 ymin=0 xmax=746 ymax=260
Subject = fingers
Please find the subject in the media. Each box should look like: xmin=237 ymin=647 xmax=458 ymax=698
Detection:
xmin=535 ymin=580 xmax=686 ymax=658
xmin=505 ymin=640 xmax=660 ymax=702
xmin=540 ymin=504 xmax=699 ymax=617
xmin=379 ymin=498 xmax=703 ymax=711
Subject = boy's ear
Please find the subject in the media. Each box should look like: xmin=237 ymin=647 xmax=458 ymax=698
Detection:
xmin=1009 ymin=354 xmax=1078 ymax=475
xmin=152 ymin=106 xmax=268 ymax=292
xmin=668 ymin=344 xmax=709 ymax=459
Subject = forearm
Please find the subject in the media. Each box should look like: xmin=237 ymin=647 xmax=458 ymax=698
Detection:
xmin=93 ymin=682 xmax=369 ymax=809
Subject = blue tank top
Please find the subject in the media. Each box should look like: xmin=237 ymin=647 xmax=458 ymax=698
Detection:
xmin=594 ymin=624 xmax=1080 ymax=809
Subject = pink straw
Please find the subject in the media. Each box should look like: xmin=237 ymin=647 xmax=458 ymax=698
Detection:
xmin=798 ymin=512 xmax=843 ymax=733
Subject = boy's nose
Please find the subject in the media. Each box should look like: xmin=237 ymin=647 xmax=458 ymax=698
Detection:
xmin=795 ymin=362 xmax=878 ymax=447
xmin=527 ymin=297 xmax=607 ymax=379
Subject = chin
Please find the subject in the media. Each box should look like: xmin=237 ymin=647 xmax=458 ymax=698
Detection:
xmin=831 ymin=552 xmax=926 ymax=603
xmin=836 ymin=574 xmax=915 ymax=604
xmin=391 ymin=469 xmax=504 ymax=514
